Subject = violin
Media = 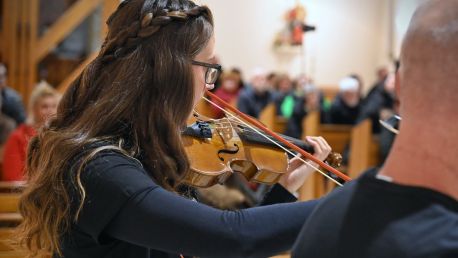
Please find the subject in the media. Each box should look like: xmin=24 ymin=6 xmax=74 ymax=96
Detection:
xmin=182 ymin=113 xmax=343 ymax=188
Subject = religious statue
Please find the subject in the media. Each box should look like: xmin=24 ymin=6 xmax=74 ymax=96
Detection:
xmin=274 ymin=2 xmax=315 ymax=48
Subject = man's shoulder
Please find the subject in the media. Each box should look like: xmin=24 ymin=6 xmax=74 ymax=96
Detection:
xmin=2 ymin=87 xmax=22 ymax=99
xmin=238 ymin=86 xmax=254 ymax=98
xmin=293 ymin=169 xmax=458 ymax=258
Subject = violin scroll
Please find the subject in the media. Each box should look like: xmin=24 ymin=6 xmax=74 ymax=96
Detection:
xmin=325 ymin=152 xmax=342 ymax=168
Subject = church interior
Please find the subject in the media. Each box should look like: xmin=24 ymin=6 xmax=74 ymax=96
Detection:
xmin=0 ymin=0 xmax=445 ymax=257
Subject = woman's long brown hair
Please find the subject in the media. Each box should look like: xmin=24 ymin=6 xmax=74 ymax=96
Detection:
xmin=16 ymin=0 xmax=214 ymax=256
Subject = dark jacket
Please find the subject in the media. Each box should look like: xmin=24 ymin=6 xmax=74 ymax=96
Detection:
xmin=328 ymin=94 xmax=361 ymax=125
xmin=1 ymin=87 xmax=26 ymax=125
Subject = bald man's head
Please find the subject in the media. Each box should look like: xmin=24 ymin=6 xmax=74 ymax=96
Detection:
xmin=400 ymin=0 xmax=458 ymax=118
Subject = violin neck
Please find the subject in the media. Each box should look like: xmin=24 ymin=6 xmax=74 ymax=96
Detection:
xmin=237 ymin=128 xmax=314 ymax=154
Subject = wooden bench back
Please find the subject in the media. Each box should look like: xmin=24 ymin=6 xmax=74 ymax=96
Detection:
xmin=299 ymin=111 xmax=353 ymax=200
xmin=348 ymin=119 xmax=380 ymax=179
xmin=259 ymin=103 xmax=287 ymax=134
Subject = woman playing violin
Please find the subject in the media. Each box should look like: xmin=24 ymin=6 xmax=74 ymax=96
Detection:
xmin=17 ymin=0 xmax=333 ymax=257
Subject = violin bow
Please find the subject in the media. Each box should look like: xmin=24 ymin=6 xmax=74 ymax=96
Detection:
xmin=202 ymin=90 xmax=352 ymax=186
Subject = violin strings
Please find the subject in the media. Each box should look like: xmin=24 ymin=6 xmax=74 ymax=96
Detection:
xmin=201 ymin=96 xmax=343 ymax=187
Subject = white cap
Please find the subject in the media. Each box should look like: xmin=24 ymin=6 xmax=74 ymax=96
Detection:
xmin=250 ymin=67 xmax=266 ymax=78
xmin=339 ymin=77 xmax=359 ymax=92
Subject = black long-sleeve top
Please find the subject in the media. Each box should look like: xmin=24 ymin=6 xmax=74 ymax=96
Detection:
xmin=292 ymin=169 xmax=458 ymax=258
xmin=58 ymin=151 xmax=319 ymax=258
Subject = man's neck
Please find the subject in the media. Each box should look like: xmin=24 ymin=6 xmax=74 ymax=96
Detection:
xmin=380 ymin=126 xmax=458 ymax=200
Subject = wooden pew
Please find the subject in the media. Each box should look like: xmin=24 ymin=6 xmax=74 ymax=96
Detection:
xmin=0 ymin=250 xmax=27 ymax=258
xmin=299 ymin=112 xmax=322 ymax=200
xmin=0 ymin=228 xmax=27 ymax=257
xmin=258 ymin=104 xmax=287 ymax=134
xmin=0 ymin=191 xmax=28 ymax=257
xmin=348 ymin=119 xmax=380 ymax=179
xmin=320 ymin=86 xmax=339 ymax=102
xmin=0 ymin=228 xmax=15 ymax=252
xmin=271 ymin=254 xmax=290 ymax=258
xmin=0 ymin=182 xmax=26 ymax=194
xmin=0 ymin=193 xmax=22 ymax=227
xmin=299 ymin=111 xmax=352 ymax=200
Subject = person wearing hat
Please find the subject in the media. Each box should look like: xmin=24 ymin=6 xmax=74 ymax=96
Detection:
xmin=327 ymin=76 xmax=362 ymax=125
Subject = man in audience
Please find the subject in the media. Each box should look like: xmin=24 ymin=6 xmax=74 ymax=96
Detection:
xmin=0 ymin=63 xmax=27 ymax=125
xmin=349 ymin=73 xmax=364 ymax=98
xmin=272 ymin=74 xmax=295 ymax=118
xmin=293 ymin=1 xmax=458 ymax=257
xmin=284 ymin=77 xmax=330 ymax=138
xmin=375 ymin=66 xmax=388 ymax=87
xmin=327 ymin=76 xmax=361 ymax=125
xmin=237 ymin=68 xmax=274 ymax=118
xmin=357 ymin=65 xmax=396 ymax=134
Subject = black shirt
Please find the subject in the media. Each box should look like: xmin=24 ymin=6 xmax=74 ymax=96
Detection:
xmin=292 ymin=169 xmax=458 ymax=258
xmin=327 ymin=94 xmax=361 ymax=125
xmin=357 ymin=82 xmax=395 ymax=134
xmin=237 ymin=86 xmax=273 ymax=119
xmin=59 ymin=151 xmax=319 ymax=258
xmin=1 ymin=87 xmax=26 ymax=125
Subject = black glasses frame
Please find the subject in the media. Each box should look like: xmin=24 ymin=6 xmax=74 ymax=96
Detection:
xmin=192 ymin=60 xmax=222 ymax=84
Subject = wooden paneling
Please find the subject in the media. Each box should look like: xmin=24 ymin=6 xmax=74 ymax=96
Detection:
xmin=101 ymin=0 xmax=119 ymax=38
xmin=1 ymin=0 xmax=38 ymax=101
xmin=299 ymin=111 xmax=353 ymax=200
xmin=271 ymin=254 xmax=290 ymax=258
xmin=0 ymin=194 xmax=20 ymax=213
xmin=1 ymin=0 xmax=119 ymax=101
xmin=57 ymin=52 xmax=97 ymax=93
xmin=0 ymin=228 xmax=26 ymax=257
xmin=35 ymin=0 xmax=102 ymax=61
xmin=348 ymin=119 xmax=380 ymax=178
xmin=0 ymin=182 xmax=25 ymax=193
xmin=259 ymin=104 xmax=287 ymax=134
xmin=26 ymin=0 xmax=39 ymax=97
xmin=0 ymin=193 xmax=21 ymax=226
xmin=319 ymin=124 xmax=352 ymax=154
xmin=320 ymin=85 xmax=339 ymax=101
xmin=299 ymin=111 xmax=322 ymax=200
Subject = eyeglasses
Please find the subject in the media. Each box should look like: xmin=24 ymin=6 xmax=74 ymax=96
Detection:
xmin=192 ymin=60 xmax=222 ymax=85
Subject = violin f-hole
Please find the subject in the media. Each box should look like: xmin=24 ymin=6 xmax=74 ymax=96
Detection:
xmin=217 ymin=143 xmax=239 ymax=161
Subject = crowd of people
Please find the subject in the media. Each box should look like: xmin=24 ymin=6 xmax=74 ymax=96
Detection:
xmin=210 ymin=64 xmax=398 ymax=165
xmin=0 ymin=61 xmax=399 ymax=182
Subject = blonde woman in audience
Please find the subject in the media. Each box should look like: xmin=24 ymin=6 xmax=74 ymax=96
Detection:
xmin=2 ymin=82 xmax=59 ymax=181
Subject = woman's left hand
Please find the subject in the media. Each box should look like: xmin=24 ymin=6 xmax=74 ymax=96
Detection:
xmin=278 ymin=136 xmax=332 ymax=194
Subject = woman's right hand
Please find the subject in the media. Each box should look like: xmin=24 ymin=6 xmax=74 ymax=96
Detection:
xmin=278 ymin=136 xmax=332 ymax=193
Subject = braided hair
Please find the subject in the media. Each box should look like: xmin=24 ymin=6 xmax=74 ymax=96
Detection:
xmin=101 ymin=1 xmax=211 ymax=63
